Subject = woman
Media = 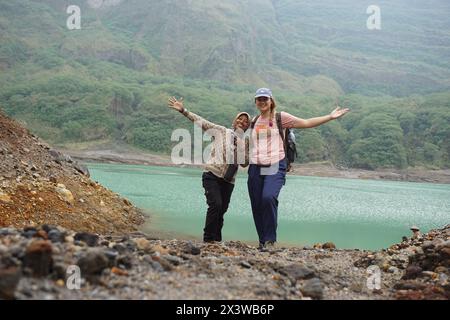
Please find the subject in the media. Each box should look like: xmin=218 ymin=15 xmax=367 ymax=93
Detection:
xmin=248 ymin=88 xmax=349 ymax=251
xmin=168 ymin=97 xmax=250 ymax=243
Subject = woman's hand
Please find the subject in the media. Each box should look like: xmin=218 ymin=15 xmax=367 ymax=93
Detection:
xmin=330 ymin=106 xmax=350 ymax=119
xmin=168 ymin=97 xmax=184 ymax=112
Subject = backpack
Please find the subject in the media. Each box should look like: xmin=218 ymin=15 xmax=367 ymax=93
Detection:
xmin=251 ymin=112 xmax=298 ymax=172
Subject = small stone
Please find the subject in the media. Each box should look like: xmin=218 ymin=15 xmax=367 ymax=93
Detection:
xmin=434 ymin=266 xmax=448 ymax=274
xmin=55 ymin=184 xmax=74 ymax=204
xmin=300 ymin=278 xmax=324 ymax=300
xmin=163 ymin=255 xmax=183 ymax=266
xmin=56 ymin=279 xmax=65 ymax=287
xmin=394 ymin=281 xmax=426 ymax=291
xmin=116 ymin=255 xmax=133 ymax=269
xmin=74 ymin=232 xmax=99 ymax=247
xmin=103 ymin=249 xmax=119 ymax=267
xmin=153 ymin=245 xmax=169 ymax=255
xmin=0 ymin=267 xmax=21 ymax=300
xmin=322 ymin=242 xmax=336 ymax=250
xmin=48 ymin=229 xmax=65 ymax=243
xmin=422 ymin=241 xmax=435 ymax=250
xmin=421 ymin=271 xmax=437 ymax=278
xmin=388 ymin=266 xmax=399 ymax=273
xmin=22 ymin=229 xmax=37 ymax=239
xmin=349 ymin=282 xmax=363 ymax=293
xmin=0 ymin=192 xmax=13 ymax=203
xmin=23 ymin=240 xmax=53 ymax=277
xmin=134 ymin=238 xmax=152 ymax=253
xmin=32 ymin=230 xmax=48 ymax=240
xmin=182 ymin=243 xmax=201 ymax=255
xmin=403 ymin=265 xmax=422 ymax=280
xmin=240 ymin=261 xmax=252 ymax=269
xmin=112 ymin=243 xmax=127 ymax=254
xmin=77 ymin=248 xmax=109 ymax=278
xmin=277 ymin=264 xmax=315 ymax=281
xmin=111 ymin=267 xmax=128 ymax=276
xmin=440 ymin=247 xmax=450 ymax=258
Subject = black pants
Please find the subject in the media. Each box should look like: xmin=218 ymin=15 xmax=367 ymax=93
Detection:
xmin=202 ymin=171 xmax=234 ymax=242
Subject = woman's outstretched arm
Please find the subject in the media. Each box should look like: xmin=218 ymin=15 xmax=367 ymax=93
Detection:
xmin=168 ymin=97 xmax=224 ymax=132
xmin=291 ymin=107 xmax=350 ymax=129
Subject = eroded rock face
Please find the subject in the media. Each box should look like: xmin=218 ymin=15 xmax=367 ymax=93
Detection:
xmin=0 ymin=111 xmax=144 ymax=233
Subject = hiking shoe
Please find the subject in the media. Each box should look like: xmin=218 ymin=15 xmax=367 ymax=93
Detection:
xmin=258 ymin=242 xmax=266 ymax=252
xmin=264 ymin=241 xmax=277 ymax=253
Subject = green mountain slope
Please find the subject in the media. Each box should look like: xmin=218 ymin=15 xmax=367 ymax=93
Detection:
xmin=0 ymin=0 xmax=449 ymax=169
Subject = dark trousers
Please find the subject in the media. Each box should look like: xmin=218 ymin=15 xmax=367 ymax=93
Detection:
xmin=247 ymin=159 xmax=286 ymax=244
xmin=202 ymin=171 xmax=234 ymax=242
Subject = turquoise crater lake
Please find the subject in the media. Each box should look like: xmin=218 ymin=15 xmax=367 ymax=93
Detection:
xmin=87 ymin=163 xmax=450 ymax=250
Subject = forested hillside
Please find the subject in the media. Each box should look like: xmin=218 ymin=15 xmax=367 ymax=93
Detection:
xmin=1 ymin=0 xmax=449 ymax=169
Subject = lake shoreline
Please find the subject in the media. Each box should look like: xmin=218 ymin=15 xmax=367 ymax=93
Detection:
xmin=61 ymin=148 xmax=450 ymax=184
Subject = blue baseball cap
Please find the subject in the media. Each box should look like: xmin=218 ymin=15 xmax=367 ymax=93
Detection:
xmin=254 ymin=88 xmax=272 ymax=98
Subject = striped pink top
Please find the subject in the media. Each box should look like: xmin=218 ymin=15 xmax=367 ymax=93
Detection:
xmin=250 ymin=111 xmax=299 ymax=165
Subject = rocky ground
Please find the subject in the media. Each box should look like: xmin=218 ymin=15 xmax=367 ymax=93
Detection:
xmin=0 ymin=225 xmax=448 ymax=300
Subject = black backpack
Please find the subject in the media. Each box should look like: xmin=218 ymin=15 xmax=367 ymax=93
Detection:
xmin=251 ymin=112 xmax=298 ymax=172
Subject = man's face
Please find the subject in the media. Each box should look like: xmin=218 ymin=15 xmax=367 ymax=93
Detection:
xmin=234 ymin=114 xmax=249 ymax=131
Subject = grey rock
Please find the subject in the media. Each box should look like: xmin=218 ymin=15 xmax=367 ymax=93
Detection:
xmin=116 ymin=254 xmax=133 ymax=269
xmin=163 ymin=255 xmax=184 ymax=266
xmin=0 ymin=267 xmax=21 ymax=300
xmin=403 ymin=265 xmax=423 ymax=279
xmin=112 ymin=243 xmax=127 ymax=254
xmin=73 ymin=163 xmax=90 ymax=177
xmin=74 ymin=232 xmax=99 ymax=247
xmin=48 ymin=229 xmax=65 ymax=243
xmin=0 ymin=228 xmax=18 ymax=236
xmin=104 ymin=250 xmax=119 ymax=267
xmin=77 ymin=248 xmax=109 ymax=277
xmin=23 ymin=240 xmax=53 ymax=277
xmin=300 ymin=278 xmax=324 ymax=300
xmin=277 ymin=264 xmax=315 ymax=281
xmin=182 ymin=242 xmax=201 ymax=255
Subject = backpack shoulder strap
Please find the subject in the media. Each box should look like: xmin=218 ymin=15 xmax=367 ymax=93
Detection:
xmin=276 ymin=112 xmax=284 ymax=139
xmin=276 ymin=112 xmax=288 ymax=156
xmin=250 ymin=115 xmax=260 ymax=129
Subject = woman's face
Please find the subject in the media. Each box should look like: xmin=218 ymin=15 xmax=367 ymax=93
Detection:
xmin=255 ymin=96 xmax=272 ymax=113
xmin=234 ymin=114 xmax=249 ymax=131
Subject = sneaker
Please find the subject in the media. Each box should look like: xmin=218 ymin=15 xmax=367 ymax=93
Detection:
xmin=258 ymin=242 xmax=266 ymax=251
xmin=264 ymin=241 xmax=277 ymax=252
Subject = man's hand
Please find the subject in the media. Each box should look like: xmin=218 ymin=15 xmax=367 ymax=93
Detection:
xmin=168 ymin=97 xmax=184 ymax=112
xmin=330 ymin=106 xmax=350 ymax=120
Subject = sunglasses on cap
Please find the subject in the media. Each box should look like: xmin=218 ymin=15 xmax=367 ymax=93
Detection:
xmin=255 ymin=96 xmax=270 ymax=102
